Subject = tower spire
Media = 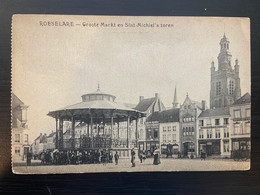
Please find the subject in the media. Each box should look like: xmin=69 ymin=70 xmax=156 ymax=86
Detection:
xmin=172 ymin=86 xmax=178 ymax=108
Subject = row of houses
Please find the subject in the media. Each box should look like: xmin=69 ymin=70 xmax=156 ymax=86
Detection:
xmin=140 ymin=92 xmax=250 ymax=158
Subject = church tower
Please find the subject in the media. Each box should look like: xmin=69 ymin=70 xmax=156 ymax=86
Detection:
xmin=210 ymin=34 xmax=241 ymax=109
xmin=172 ymin=86 xmax=178 ymax=108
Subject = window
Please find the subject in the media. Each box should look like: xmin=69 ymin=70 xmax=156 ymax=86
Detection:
xmin=167 ymin=134 xmax=172 ymax=142
xmin=163 ymin=127 xmax=166 ymax=132
xmin=229 ymin=80 xmax=234 ymax=95
xmin=154 ymin=129 xmax=158 ymax=138
xmin=199 ymin=130 xmax=204 ymax=139
xmin=191 ymin=127 xmax=194 ymax=135
xmin=183 ymin=127 xmax=186 ymax=136
xmin=215 ymin=129 xmax=220 ymax=138
xmin=215 ymin=119 xmax=220 ymax=126
xmin=234 ymin=110 xmax=241 ymax=119
xmin=163 ymin=135 xmax=166 ymax=143
xmin=207 ymin=129 xmax=212 ymax=138
xmin=216 ymin=81 xmax=221 ymax=95
xmin=245 ymin=123 xmax=250 ymax=134
xmin=246 ymin=109 xmax=250 ymax=118
xmin=224 ymin=141 xmax=229 ymax=152
xmin=172 ymin=126 xmax=176 ymax=131
xmin=233 ymin=142 xmax=239 ymax=150
xmin=15 ymin=147 xmax=20 ymax=154
xmin=146 ymin=128 xmax=152 ymax=139
xmin=139 ymin=129 xmax=144 ymax=138
xmin=224 ymin=118 xmax=229 ymax=125
xmin=199 ymin=120 xmax=204 ymax=126
xmin=172 ymin=134 xmax=176 ymax=142
xmin=224 ymin=128 xmax=229 ymax=138
xmin=234 ymin=124 xmax=240 ymax=135
xmin=15 ymin=134 xmax=20 ymax=143
xmin=168 ymin=126 xmax=172 ymax=132
xmin=21 ymin=108 xmax=27 ymax=122
xmin=97 ymin=95 xmax=103 ymax=100
xmin=24 ymin=134 xmax=29 ymax=144
xmin=90 ymin=95 xmax=95 ymax=101
xmin=188 ymin=127 xmax=191 ymax=135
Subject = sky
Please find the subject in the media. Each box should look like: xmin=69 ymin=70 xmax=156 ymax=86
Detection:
xmin=12 ymin=15 xmax=250 ymax=142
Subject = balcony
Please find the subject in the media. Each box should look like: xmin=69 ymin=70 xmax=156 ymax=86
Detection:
xmin=233 ymin=117 xmax=250 ymax=122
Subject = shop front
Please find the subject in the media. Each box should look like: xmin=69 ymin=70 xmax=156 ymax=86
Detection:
xmin=183 ymin=142 xmax=195 ymax=158
xmin=146 ymin=141 xmax=159 ymax=157
xmin=231 ymin=138 xmax=250 ymax=160
xmin=198 ymin=140 xmax=220 ymax=156
xmin=161 ymin=143 xmax=179 ymax=158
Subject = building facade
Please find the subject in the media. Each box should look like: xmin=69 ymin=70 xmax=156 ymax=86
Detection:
xmin=210 ymin=34 xmax=241 ymax=109
xmin=135 ymin=93 xmax=166 ymax=152
xmin=230 ymin=93 xmax=251 ymax=158
xmin=12 ymin=94 xmax=30 ymax=162
xmin=179 ymin=94 xmax=205 ymax=158
xmin=147 ymin=108 xmax=180 ymax=157
xmin=144 ymin=121 xmax=160 ymax=157
xmin=198 ymin=107 xmax=231 ymax=157
xmin=31 ymin=133 xmax=47 ymax=156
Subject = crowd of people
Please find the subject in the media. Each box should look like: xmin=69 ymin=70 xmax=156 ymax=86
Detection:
xmin=32 ymin=149 xmax=114 ymax=165
xmin=27 ymin=147 xmax=164 ymax=166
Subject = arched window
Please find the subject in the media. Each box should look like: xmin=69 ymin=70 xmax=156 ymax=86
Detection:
xmin=229 ymin=80 xmax=234 ymax=95
xmin=216 ymin=81 xmax=221 ymax=95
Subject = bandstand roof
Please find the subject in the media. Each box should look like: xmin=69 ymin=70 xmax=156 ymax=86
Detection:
xmin=47 ymin=86 xmax=146 ymax=122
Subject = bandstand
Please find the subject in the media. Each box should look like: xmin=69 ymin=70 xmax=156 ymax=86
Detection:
xmin=47 ymin=86 xmax=146 ymax=158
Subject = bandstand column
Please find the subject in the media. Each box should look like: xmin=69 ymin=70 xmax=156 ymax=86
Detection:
xmin=127 ymin=115 xmax=130 ymax=148
xmin=111 ymin=115 xmax=114 ymax=138
xmin=55 ymin=117 xmax=59 ymax=149
xmin=117 ymin=117 xmax=120 ymax=138
xmin=103 ymin=116 xmax=105 ymax=135
xmin=71 ymin=116 xmax=75 ymax=149
xmin=135 ymin=117 xmax=139 ymax=147
xmin=87 ymin=122 xmax=90 ymax=137
xmin=90 ymin=115 xmax=93 ymax=148
xmin=59 ymin=118 xmax=64 ymax=149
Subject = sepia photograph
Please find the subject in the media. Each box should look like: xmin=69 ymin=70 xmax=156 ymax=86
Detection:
xmin=11 ymin=15 xmax=250 ymax=174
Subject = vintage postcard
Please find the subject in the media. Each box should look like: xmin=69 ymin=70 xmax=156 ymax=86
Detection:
xmin=11 ymin=15 xmax=250 ymax=174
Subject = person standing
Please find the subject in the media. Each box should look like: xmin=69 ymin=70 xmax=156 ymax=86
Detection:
xmin=153 ymin=147 xmax=161 ymax=165
xmin=139 ymin=151 xmax=143 ymax=163
xmin=27 ymin=150 xmax=32 ymax=166
xmin=131 ymin=148 xmax=136 ymax=167
xmin=114 ymin=151 xmax=119 ymax=165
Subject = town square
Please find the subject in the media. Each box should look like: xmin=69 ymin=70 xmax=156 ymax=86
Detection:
xmin=11 ymin=15 xmax=250 ymax=173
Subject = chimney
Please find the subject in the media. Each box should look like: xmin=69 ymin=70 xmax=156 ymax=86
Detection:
xmin=155 ymin=93 xmax=160 ymax=99
xmin=139 ymin=96 xmax=144 ymax=102
xmin=201 ymin=100 xmax=206 ymax=110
